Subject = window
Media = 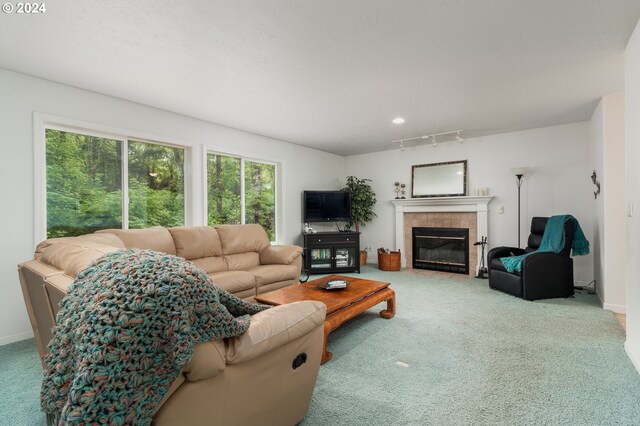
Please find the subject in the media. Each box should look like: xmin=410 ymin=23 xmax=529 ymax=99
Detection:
xmin=207 ymin=154 xmax=241 ymax=225
xmin=128 ymin=141 xmax=184 ymax=229
xmin=243 ymin=160 xmax=276 ymax=238
xmin=44 ymin=127 xmax=186 ymax=238
xmin=46 ymin=129 xmax=123 ymax=238
xmin=207 ymin=153 xmax=277 ymax=241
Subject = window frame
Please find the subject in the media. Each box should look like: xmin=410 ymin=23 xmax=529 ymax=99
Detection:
xmin=34 ymin=113 xmax=194 ymax=245
xmin=203 ymin=147 xmax=282 ymax=243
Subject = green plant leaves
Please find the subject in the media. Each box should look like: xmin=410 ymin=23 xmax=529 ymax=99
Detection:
xmin=341 ymin=176 xmax=377 ymax=232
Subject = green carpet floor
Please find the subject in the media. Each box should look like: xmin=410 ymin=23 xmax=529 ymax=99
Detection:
xmin=1 ymin=266 xmax=638 ymax=425
xmin=302 ymin=267 xmax=640 ymax=425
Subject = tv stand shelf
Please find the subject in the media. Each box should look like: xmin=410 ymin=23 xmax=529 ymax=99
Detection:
xmin=303 ymin=231 xmax=360 ymax=275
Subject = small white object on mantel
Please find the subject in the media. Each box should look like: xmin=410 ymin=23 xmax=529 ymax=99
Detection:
xmin=390 ymin=196 xmax=493 ymax=270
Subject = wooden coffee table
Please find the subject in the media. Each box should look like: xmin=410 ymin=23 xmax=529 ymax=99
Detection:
xmin=255 ymin=274 xmax=396 ymax=364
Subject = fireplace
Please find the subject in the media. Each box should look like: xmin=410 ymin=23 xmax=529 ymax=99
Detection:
xmin=412 ymin=227 xmax=469 ymax=274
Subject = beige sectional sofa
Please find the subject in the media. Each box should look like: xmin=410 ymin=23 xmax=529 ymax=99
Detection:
xmin=101 ymin=224 xmax=304 ymax=300
xmin=19 ymin=224 xmax=326 ymax=426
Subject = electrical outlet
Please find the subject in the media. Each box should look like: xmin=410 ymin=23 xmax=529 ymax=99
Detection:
xmin=629 ymin=201 xmax=634 ymax=218
xmin=497 ymin=205 xmax=504 ymax=214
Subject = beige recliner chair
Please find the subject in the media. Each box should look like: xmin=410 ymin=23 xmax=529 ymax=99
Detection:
xmin=19 ymin=225 xmax=326 ymax=425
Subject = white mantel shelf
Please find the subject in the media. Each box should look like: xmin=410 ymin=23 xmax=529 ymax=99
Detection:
xmin=391 ymin=196 xmax=494 ymax=269
xmin=391 ymin=196 xmax=493 ymax=208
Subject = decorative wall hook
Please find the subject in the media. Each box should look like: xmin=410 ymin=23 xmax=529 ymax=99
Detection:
xmin=591 ymin=170 xmax=601 ymax=199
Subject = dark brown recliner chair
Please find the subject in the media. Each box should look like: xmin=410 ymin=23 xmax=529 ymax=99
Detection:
xmin=487 ymin=217 xmax=575 ymax=301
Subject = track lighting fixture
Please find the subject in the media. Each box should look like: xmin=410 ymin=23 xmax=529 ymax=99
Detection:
xmin=391 ymin=130 xmax=465 ymax=150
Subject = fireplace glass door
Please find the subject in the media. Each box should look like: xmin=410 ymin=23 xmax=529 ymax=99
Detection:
xmin=412 ymin=227 xmax=469 ymax=274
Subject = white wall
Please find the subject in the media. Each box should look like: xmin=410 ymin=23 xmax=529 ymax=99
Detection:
xmin=0 ymin=68 xmax=345 ymax=344
xmin=345 ymin=122 xmax=594 ymax=284
xmin=589 ymin=100 xmax=605 ymax=300
xmin=625 ymin=19 xmax=640 ymax=375
xmin=589 ymin=93 xmax=626 ymax=313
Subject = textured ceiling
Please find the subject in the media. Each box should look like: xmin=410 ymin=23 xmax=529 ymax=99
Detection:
xmin=1 ymin=0 xmax=639 ymax=155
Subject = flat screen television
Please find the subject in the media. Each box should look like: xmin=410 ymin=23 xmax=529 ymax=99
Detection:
xmin=303 ymin=191 xmax=352 ymax=222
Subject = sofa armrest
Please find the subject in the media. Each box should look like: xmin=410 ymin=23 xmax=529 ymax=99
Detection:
xmin=487 ymin=246 xmax=525 ymax=266
xmin=183 ymin=340 xmax=227 ymax=382
xmin=521 ymin=252 xmax=574 ymax=300
xmin=225 ymin=301 xmax=326 ymax=365
xmin=260 ymin=245 xmax=303 ymax=265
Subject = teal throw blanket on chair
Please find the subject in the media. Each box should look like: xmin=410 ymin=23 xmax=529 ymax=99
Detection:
xmin=500 ymin=215 xmax=589 ymax=273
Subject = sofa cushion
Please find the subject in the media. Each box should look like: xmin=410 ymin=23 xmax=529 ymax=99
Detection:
xmin=191 ymin=257 xmax=228 ymax=275
xmin=225 ymin=252 xmax=261 ymax=271
xmin=40 ymin=239 xmax=121 ymax=277
xmin=249 ymin=264 xmax=299 ymax=287
xmin=257 ymin=280 xmax=298 ymax=295
xmin=168 ymin=226 xmax=223 ymax=260
xmin=490 ymin=257 xmax=522 ymax=276
xmin=259 ymin=245 xmax=303 ymax=265
xmin=208 ymin=270 xmax=256 ymax=294
xmin=35 ymin=233 xmax=125 ymax=259
xmin=97 ymin=226 xmax=177 ymax=255
xmin=216 ymin=224 xmax=270 ymax=255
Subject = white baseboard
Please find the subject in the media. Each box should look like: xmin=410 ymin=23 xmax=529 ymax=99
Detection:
xmin=0 ymin=331 xmax=34 ymax=346
xmin=603 ymin=303 xmax=626 ymax=314
xmin=625 ymin=342 xmax=640 ymax=376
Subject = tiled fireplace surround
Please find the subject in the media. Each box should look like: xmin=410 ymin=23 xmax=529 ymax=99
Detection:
xmin=391 ymin=197 xmax=493 ymax=276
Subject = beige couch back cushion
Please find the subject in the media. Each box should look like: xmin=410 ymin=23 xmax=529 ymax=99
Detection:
xmin=169 ymin=226 xmax=227 ymax=274
xmin=40 ymin=239 xmax=121 ymax=277
xmin=224 ymin=253 xmax=261 ymax=271
xmin=168 ymin=226 xmax=223 ymax=259
xmin=216 ymin=224 xmax=270 ymax=255
xmin=35 ymin=233 xmax=125 ymax=259
xmin=97 ymin=226 xmax=177 ymax=255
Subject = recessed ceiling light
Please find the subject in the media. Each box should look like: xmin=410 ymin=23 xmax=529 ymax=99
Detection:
xmin=392 ymin=117 xmax=405 ymax=125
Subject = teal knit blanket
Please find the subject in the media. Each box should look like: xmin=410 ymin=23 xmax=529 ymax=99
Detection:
xmin=500 ymin=215 xmax=590 ymax=273
xmin=41 ymin=249 xmax=270 ymax=425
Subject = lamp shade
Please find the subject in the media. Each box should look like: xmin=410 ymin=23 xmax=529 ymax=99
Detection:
xmin=511 ymin=167 xmax=533 ymax=176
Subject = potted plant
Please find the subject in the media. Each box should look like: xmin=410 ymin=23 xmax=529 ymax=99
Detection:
xmin=341 ymin=176 xmax=377 ymax=266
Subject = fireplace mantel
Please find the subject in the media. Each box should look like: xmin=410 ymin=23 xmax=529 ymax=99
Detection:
xmin=391 ymin=196 xmax=493 ymax=269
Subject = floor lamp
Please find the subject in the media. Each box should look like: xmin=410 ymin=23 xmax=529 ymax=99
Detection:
xmin=515 ymin=174 xmax=524 ymax=247
xmin=511 ymin=168 xmax=530 ymax=247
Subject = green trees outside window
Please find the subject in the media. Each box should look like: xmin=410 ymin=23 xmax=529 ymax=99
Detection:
xmin=46 ymin=129 xmax=123 ymax=238
xmin=207 ymin=153 xmax=276 ymax=241
xmin=45 ymin=127 xmax=277 ymax=240
xmin=128 ymin=141 xmax=184 ymax=229
xmin=45 ymin=129 xmax=185 ymax=238
xmin=207 ymin=154 xmax=241 ymax=225
xmin=244 ymin=160 xmax=276 ymax=240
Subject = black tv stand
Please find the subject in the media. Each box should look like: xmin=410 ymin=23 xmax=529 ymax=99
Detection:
xmin=302 ymin=231 xmax=360 ymax=275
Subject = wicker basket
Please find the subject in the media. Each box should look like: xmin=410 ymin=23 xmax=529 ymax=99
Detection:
xmin=378 ymin=249 xmax=401 ymax=271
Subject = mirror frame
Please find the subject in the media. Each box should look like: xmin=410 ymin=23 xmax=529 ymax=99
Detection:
xmin=411 ymin=160 xmax=468 ymax=198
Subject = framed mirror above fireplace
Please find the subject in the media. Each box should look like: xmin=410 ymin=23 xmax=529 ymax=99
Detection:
xmin=411 ymin=160 xmax=467 ymax=198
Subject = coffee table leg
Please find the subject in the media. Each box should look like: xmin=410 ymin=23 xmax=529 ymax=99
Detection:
xmin=322 ymin=321 xmax=333 ymax=364
xmin=320 ymin=287 xmax=395 ymax=364
xmin=379 ymin=288 xmax=396 ymax=319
